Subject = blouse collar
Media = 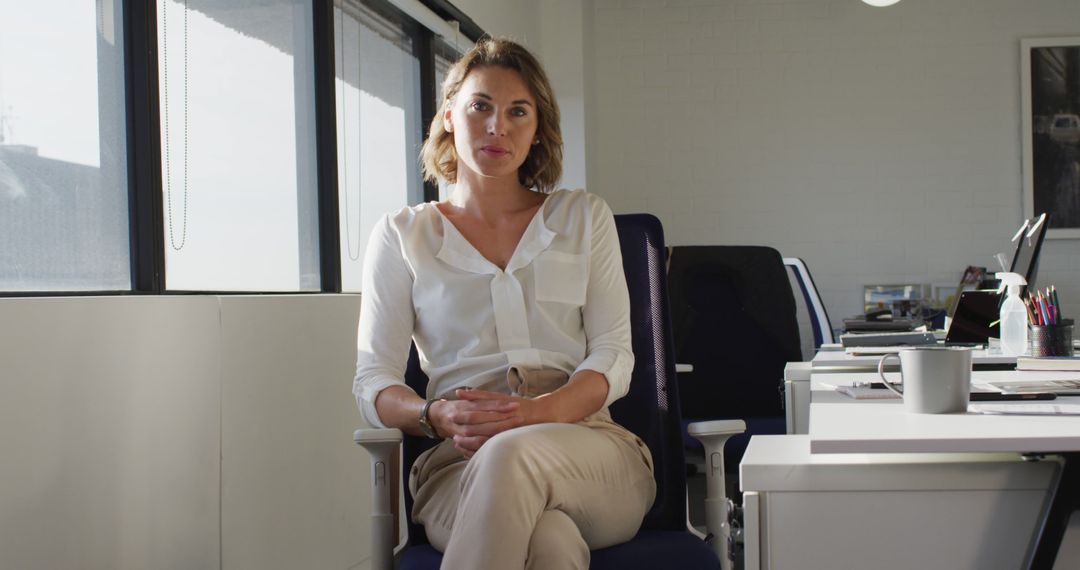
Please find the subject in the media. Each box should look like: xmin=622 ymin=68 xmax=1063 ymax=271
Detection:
xmin=435 ymin=199 xmax=556 ymax=275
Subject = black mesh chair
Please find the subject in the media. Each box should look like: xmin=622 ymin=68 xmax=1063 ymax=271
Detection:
xmin=355 ymin=214 xmax=744 ymax=569
xmin=667 ymin=246 xmax=803 ymax=470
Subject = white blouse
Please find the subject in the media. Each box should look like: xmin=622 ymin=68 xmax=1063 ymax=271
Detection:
xmin=352 ymin=189 xmax=634 ymax=428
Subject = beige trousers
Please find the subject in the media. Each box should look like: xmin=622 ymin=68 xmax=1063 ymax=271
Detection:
xmin=409 ymin=368 xmax=656 ymax=570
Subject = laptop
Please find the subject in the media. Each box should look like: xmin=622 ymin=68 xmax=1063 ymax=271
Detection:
xmin=945 ymin=289 xmax=1002 ymax=345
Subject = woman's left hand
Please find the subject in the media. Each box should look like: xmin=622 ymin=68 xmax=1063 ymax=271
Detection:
xmin=450 ymin=369 xmax=608 ymax=457
xmin=451 ymin=388 xmax=547 ymax=458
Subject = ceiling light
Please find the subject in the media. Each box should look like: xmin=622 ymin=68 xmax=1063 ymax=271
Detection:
xmin=863 ymin=0 xmax=901 ymax=6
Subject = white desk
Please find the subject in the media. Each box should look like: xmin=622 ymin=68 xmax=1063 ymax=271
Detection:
xmin=810 ymin=370 xmax=1080 ymax=454
xmin=746 ymin=367 xmax=1080 ymax=569
xmin=811 ymin=346 xmax=1017 ymax=371
xmin=740 ymin=435 xmax=1058 ymax=570
xmin=807 ymin=368 xmax=1080 ymax=568
xmin=785 ymin=351 xmax=1019 ymax=434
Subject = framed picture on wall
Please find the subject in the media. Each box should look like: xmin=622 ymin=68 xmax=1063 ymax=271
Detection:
xmin=1021 ymin=37 xmax=1080 ymax=239
xmin=863 ymin=284 xmax=927 ymax=317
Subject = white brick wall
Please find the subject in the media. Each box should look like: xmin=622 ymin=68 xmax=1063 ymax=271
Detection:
xmin=585 ymin=0 xmax=1080 ymax=327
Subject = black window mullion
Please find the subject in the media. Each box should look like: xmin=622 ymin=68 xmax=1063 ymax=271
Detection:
xmin=125 ymin=0 xmax=166 ymax=294
xmin=314 ymin=0 xmax=342 ymax=293
xmin=416 ymin=28 xmax=439 ymax=203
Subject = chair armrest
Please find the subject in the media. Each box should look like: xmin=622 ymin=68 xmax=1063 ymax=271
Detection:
xmin=354 ymin=428 xmax=403 ymax=570
xmin=687 ymin=419 xmax=746 ymax=438
xmin=354 ymin=428 xmax=404 ymax=445
xmin=686 ymin=420 xmax=745 ymax=570
xmin=687 ymin=419 xmax=745 ymax=503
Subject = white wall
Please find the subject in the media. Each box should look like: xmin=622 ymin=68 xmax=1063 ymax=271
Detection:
xmin=537 ymin=0 xmax=590 ymax=190
xmin=0 ymin=295 xmax=368 ymax=570
xmin=584 ymin=0 xmax=1080 ymax=324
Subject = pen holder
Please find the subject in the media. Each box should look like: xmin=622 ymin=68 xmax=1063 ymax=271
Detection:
xmin=1030 ymin=323 xmax=1074 ymax=357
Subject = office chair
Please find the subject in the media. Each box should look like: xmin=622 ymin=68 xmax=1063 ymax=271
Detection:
xmin=355 ymin=214 xmax=745 ymax=570
xmin=667 ymin=246 xmax=803 ymax=472
xmin=782 ymin=257 xmax=834 ymax=349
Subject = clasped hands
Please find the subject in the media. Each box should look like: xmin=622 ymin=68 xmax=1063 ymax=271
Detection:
xmin=428 ymin=389 xmax=545 ymax=459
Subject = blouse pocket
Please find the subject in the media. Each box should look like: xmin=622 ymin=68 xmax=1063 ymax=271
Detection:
xmin=534 ymin=251 xmax=588 ymax=306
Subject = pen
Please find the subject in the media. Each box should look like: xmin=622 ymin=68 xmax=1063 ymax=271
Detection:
xmin=970 ymin=392 xmax=1057 ymax=401
xmin=854 ymin=383 xmax=1056 ymax=401
xmin=1045 ymin=288 xmax=1054 ymax=325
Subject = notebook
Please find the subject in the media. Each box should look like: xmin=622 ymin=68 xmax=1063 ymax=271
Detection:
xmin=1015 ymin=357 xmax=1080 ymax=371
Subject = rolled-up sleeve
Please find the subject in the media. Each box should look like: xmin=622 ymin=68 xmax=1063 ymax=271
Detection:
xmin=353 ymin=215 xmax=417 ymax=427
xmin=574 ymin=195 xmax=634 ymax=407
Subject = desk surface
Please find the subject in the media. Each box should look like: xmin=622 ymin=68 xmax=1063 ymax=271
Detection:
xmin=809 ymin=370 xmax=1080 ymax=454
xmin=811 ymin=347 xmax=1016 ymax=369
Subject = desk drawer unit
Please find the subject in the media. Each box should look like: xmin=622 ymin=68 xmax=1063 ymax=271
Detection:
xmin=741 ymin=435 xmax=1061 ymax=570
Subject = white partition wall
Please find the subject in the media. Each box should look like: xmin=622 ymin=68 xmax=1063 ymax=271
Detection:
xmin=0 ymin=295 xmax=368 ymax=570
xmin=0 ymin=297 xmax=222 ymax=570
xmin=219 ymin=295 xmax=367 ymax=569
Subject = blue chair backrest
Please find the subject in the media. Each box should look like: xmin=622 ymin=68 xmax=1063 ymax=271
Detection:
xmin=607 ymin=213 xmax=689 ymax=532
xmin=784 ymin=257 xmax=834 ymax=349
xmin=399 ymin=213 xmax=690 ymax=548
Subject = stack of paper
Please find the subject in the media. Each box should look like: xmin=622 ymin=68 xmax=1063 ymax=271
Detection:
xmin=835 ymin=385 xmax=900 ymax=400
xmin=989 ymin=379 xmax=1080 ymax=394
xmin=969 ymin=403 xmax=1080 ymax=416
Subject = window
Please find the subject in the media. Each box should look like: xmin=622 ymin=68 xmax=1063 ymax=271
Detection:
xmin=157 ymin=0 xmax=320 ymax=291
xmin=335 ymin=0 xmax=423 ymax=292
xmin=1 ymin=0 xmax=482 ymax=295
xmin=0 ymin=0 xmax=130 ymax=291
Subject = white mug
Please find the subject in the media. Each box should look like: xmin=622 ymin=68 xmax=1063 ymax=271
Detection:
xmin=877 ymin=347 xmax=973 ymax=414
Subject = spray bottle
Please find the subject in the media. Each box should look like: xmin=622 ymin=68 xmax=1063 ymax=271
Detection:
xmin=996 ymin=272 xmax=1029 ymax=356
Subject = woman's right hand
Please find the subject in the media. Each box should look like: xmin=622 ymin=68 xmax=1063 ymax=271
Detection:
xmin=429 ymin=389 xmax=524 ymax=458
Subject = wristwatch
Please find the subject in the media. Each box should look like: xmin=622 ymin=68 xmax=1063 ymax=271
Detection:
xmin=418 ymin=398 xmax=446 ymax=439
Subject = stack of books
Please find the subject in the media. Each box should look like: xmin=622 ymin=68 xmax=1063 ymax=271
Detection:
xmin=1015 ymin=356 xmax=1080 ymax=371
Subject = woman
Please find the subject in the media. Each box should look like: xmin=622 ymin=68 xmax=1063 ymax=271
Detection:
xmin=353 ymin=38 xmax=655 ymax=570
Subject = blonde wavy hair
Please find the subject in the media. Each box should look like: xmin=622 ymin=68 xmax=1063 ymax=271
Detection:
xmin=421 ymin=38 xmax=563 ymax=192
